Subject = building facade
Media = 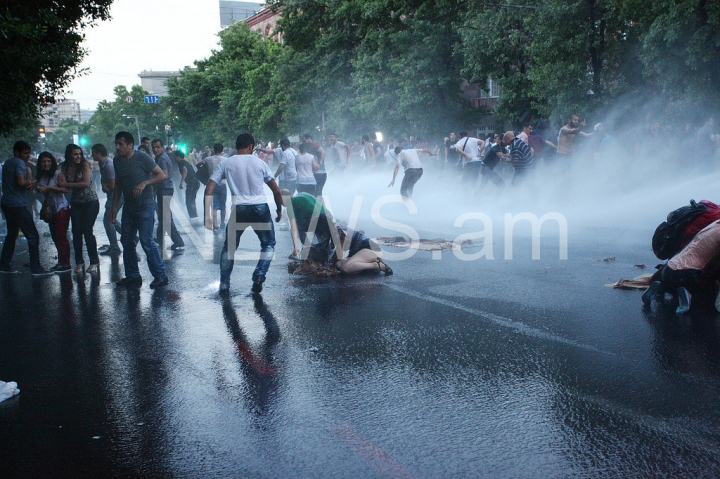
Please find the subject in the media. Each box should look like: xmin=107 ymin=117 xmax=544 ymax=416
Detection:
xmin=40 ymin=99 xmax=82 ymax=132
xmin=245 ymin=6 xmax=282 ymax=43
xmin=220 ymin=1 xmax=263 ymax=27
xmin=138 ymin=70 xmax=182 ymax=97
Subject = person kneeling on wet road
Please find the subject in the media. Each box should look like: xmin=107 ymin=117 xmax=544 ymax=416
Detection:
xmin=205 ymin=133 xmax=284 ymax=294
xmin=285 ymin=191 xmax=392 ymax=275
xmin=643 ymin=220 xmax=720 ymax=314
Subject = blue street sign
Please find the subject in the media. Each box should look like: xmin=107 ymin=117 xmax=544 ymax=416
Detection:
xmin=144 ymin=95 xmax=160 ymax=103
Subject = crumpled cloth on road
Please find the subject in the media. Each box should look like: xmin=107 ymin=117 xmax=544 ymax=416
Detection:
xmin=605 ymin=274 xmax=654 ymax=289
xmin=288 ymin=260 xmax=339 ymax=276
xmin=373 ymin=236 xmax=474 ymax=251
xmin=0 ymin=381 xmax=20 ymax=402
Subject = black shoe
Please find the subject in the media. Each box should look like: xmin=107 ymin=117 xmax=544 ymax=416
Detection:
xmin=642 ymin=281 xmax=662 ymax=305
xmin=251 ymin=281 xmax=263 ymax=293
xmin=219 ymin=281 xmax=230 ymax=294
xmin=0 ymin=265 xmax=19 ymax=274
xmin=150 ymin=276 xmax=169 ymax=289
xmin=98 ymin=245 xmax=110 ymax=252
xmin=116 ymin=276 xmax=142 ymax=287
xmin=99 ymin=248 xmax=121 ymax=256
xmin=169 ymin=244 xmax=185 ymax=250
xmin=30 ymin=267 xmax=54 ymax=276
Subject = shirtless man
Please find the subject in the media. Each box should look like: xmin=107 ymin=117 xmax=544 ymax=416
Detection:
xmin=557 ymin=115 xmax=592 ymax=159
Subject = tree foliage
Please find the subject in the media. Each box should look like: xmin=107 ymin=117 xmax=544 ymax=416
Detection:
xmin=0 ymin=0 xmax=113 ymax=135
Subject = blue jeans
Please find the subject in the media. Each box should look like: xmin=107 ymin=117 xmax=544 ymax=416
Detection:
xmin=220 ymin=204 xmax=275 ymax=285
xmin=121 ymin=203 xmax=166 ymax=280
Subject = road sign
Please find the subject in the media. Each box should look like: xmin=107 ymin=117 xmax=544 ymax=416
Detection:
xmin=125 ymin=96 xmax=133 ymax=103
xmin=144 ymin=95 xmax=160 ymax=104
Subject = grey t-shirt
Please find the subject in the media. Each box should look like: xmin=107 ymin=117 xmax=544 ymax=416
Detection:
xmin=154 ymin=152 xmax=174 ymax=191
xmin=114 ymin=151 xmax=158 ymax=209
xmin=1 ymin=157 xmax=28 ymax=208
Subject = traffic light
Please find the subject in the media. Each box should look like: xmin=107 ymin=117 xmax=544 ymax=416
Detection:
xmin=177 ymin=143 xmax=188 ymax=154
xmin=79 ymin=137 xmax=88 ymax=146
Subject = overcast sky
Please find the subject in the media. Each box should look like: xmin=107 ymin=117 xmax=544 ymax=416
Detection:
xmin=67 ymin=0 xmax=249 ymax=110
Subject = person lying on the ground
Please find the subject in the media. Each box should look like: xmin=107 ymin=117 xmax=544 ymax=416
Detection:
xmin=283 ymin=191 xmax=392 ymax=275
xmin=643 ymin=220 xmax=720 ymax=313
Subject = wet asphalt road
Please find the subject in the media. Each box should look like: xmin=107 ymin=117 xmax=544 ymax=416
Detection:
xmin=2 ymin=174 xmax=720 ymax=478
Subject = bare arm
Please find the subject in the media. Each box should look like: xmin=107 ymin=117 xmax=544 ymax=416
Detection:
xmin=204 ymin=180 xmax=217 ymax=230
xmin=388 ymin=164 xmax=400 ymax=188
xmin=179 ymin=165 xmax=187 ymax=189
xmin=267 ymin=179 xmax=284 ymax=222
xmin=274 ymin=163 xmax=286 ymax=179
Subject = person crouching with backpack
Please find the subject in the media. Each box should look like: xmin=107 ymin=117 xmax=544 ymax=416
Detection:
xmin=643 ymin=220 xmax=720 ymax=314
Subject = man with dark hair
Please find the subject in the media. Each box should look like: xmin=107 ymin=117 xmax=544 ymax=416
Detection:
xmin=112 ymin=132 xmax=169 ymax=288
xmin=204 ymin=133 xmax=284 ymax=294
xmin=273 ymin=138 xmax=298 ymax=195
xmin=388 ymin=145 xmax=435 ymax=198
xmin=151 ymin=139 xmax=184 ymax=250
xmin=0 ymin=141 xmax=53 ymax=275
xmin=204 ymin=143 xmax=227 ymax=230
xmin=557 ymin=115 xmax=592 ymax=159
xmin=141 ymin=137 xmax=151 ymax=152
xmin=92 ymin=143 xmax=122 ymax=256
xmin=517 ymin=123 xmax=533 ymax=144
xmin=454 ymin=131 xmax=485 ymax=186
xmin=302 ymin=134 xmax=327 ymax=196
xmin=326 ymin=131 xmax=351 ymax=175
xmin=478 ymin=133 xmax=506 ymax=195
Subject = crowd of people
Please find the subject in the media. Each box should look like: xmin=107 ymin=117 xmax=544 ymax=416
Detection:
xmin=1 ymin=113 xmax=719 ymax=294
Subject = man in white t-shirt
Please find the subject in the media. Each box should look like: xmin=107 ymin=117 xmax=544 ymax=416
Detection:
xmin=326 ymin=131 xmax=351 ymax=175
xmin=204 ymin=133 xmax=284 ymax=294
xmin=387 ymin=146 xmax=435 ymax=198
xmin=454 ymin=131 xmax=485 ymax=186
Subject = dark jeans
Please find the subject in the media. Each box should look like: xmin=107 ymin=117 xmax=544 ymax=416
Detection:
xmin=0 ymin=204 xmax=41 ymax=269
xmin=156 ymin=189 xmax=184 ymax=247
xmin=296 ymin=183 xmax=316 ymax=196
xmin=480 ymin=164 xmax=505 ymax=189
xmin=314 ymin=172 xmax=327 ymax=196
xmin=103 ymin=191 xmax=122 ymax=251
xmin=220 ymin=204 xmax=276 ymax=285
xmin=70 ymin=200 xmax=100 ymax=265
xmin=462 ymin=161 xmax=482 ymax=184
xmin=400 ymin=168 xmax=423 ymax=198
xmin=185 ymin=179 xmax=200 ymax=218
xmin=121 ymin=203 xmax=166 ymax=280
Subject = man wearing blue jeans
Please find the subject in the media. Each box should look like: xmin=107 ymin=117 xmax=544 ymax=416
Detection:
xmin=111 ymin=131 xmax=170 ymax=289
xmin=205 ymin=133 xmax=283 ymax=294
xmin=0 ymin=141 xmax=53 ymax=275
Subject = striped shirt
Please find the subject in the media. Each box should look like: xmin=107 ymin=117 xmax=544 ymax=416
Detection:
xmin=509 ymin=138 xmax=534 ymax=170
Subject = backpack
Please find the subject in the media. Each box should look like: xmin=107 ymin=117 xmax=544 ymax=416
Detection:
xmin=196 ymin=161 xmax=210 ymax=184
xmin=652 ymin=200 xmax=710 ymax=260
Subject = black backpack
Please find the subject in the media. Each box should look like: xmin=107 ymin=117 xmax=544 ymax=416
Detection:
xmin=652 ymin=200 xmax=709 ymax=260
xmin=195 ymin=162 xmax=210 ymax=184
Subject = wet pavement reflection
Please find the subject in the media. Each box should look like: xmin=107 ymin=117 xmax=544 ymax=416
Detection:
xmin=2 ymin=218 xmax=720 ymax=477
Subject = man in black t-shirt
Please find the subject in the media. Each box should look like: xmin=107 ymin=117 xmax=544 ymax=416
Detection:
xmin=444 ymin=132 xmax=459 ymax=171
xmin=478 ymin=133 xmax=506 ymax=195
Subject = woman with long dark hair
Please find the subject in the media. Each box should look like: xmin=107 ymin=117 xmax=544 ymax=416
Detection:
xmin=58 ymin=144 xmax=100 ymax=275
xmin=36 ymin=152 xmax=71 ymax=272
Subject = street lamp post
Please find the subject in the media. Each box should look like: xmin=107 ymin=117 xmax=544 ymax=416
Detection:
xmin=123 ymin=114 xmax=141 ymax=143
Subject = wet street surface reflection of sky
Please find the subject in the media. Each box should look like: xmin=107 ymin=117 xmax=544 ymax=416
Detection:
xmin=2 ymin=192 xmax=720 ymax=478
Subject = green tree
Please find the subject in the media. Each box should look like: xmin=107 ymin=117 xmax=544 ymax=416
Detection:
xmin=0 ymin=1 xmax=113 ymax=135
xmin=85 ymin=85 xmax=168 ymax=150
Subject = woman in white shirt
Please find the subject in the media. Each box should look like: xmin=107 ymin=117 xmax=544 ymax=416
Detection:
xmin=295 ymin=143 xmax=319 ymax=195
xmin=36 ymin=152 xmax=71 ymax=272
